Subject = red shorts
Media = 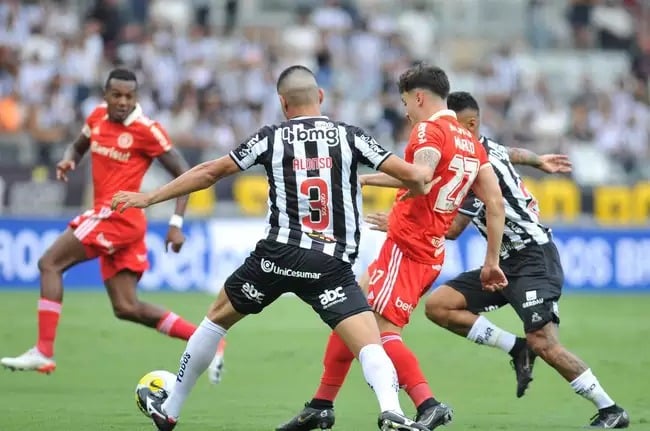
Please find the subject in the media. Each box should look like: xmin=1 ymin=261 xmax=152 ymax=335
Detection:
xmin=366 ymin=237 xmax=442 ymax=327
xmin=69 ymin=207 xmax=148 ymax=281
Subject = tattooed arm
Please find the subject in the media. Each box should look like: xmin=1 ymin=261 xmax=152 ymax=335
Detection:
xmin=361 ymin=147 xmax=441 ymax=188
xmin=508 ymin=147 xmax=573 ymax=174
xmin=508 ymin=147 xmax=542 ymax=168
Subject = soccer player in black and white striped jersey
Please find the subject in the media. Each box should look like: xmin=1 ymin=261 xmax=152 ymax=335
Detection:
xmin=112 ymin=65 xmax=436 ymax=431
xmin=424 ymin=92 xmax=629 ymax=428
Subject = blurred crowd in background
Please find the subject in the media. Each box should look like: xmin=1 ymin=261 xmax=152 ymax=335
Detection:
xmin=0 ymin=0 xmax=649 ymax=192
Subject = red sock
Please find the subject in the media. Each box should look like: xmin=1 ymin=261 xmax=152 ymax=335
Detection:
xmin=156 ymin=312 xmax=196 ymax=341
xmin=37 ymin=298 xmax=62 ymax=358
xmin=381 ymin=332 xmax=435 ymax=409
xmin=217 ymin=337 xmax=227 ymax=355
xmin=312 ymin=331 xmax=355 ymax=403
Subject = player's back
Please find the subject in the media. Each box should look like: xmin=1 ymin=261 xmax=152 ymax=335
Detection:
xmin=84 ymin=105 xmax=172 ymax=213
xmin=229 ymin=116 xmax=391 ymax=263
xmin=388 ymin=110 xmax=488 ymax=264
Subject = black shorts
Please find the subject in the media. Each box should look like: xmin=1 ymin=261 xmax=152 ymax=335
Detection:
xmin=224 ymin=239 xmax=371 ymax=329
xmin=444 ymin=241 xmax=563 ymax=333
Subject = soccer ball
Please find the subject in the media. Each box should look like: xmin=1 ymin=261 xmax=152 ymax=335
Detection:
xmin=135 ymin=370 xmax=176 ymax=417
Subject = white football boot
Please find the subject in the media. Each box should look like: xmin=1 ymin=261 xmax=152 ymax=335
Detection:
xmin=207 ymin=351 xmax=224 ymax=384
xmin=1 ymin=347 xmax=56 ymax=374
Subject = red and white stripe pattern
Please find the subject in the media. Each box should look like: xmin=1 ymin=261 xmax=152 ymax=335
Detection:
xmin=372 ymin=244 xmax=403 ymax=315
xmin=73 ymin=208 xmax=112 ymax=241
xmin=156 ymin=312 xmax=180 ymax=335
xmin=380 ymin=332 xmax=402 ymax=344
xmin=38 ymin=298 xmax=62 ymax=314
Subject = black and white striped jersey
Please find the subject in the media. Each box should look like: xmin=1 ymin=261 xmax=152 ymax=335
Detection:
xmin=458 ymin=136 xmax=550 ymax=259
xmin=229 ymin=116 xmax=392 ymax=263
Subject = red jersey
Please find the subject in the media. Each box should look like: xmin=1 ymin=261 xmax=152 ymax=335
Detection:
xmin=387 ymin=110 xmax=489 ymax=264
xmin=82 ymin=104 xmax=172 ymax=229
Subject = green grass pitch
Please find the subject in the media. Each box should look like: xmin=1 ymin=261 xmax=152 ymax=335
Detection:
xmin=0 ymin=291 xmax=648 ymax=430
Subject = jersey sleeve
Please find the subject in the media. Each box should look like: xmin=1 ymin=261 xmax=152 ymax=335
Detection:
xmin=142 ymin=121 xmax=173 ymax=158
xmin=229 ymin=126 xmax=271 ymax=170
xmin=80 ymin=105 xmax=107 ymax=138
xmin=458 ymin=190 xmax=484 ymax=217
xmin=349 ymin=127 xmax=392 ymax=170
xmin=409 ymin=121 xmax=445 ymax=158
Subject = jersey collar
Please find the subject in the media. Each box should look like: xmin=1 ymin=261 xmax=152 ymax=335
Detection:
xmin=122 ymin=104 xmax=143 ymax=126
xmin=289 ymin=115 xmax=330 ymax=120
xmin=427 ymin=109 xmax=457 ymax=122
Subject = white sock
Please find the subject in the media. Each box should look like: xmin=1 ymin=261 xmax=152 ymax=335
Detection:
xmin=570 ymin=368 xmax=615 ymax=409
xmin=467 ymin=315 xmax=517 ymax=353
xmin=163 ymin=318 xmax=227 ymax=419
xmin=358 ymin=344 xmax=403 ymax=415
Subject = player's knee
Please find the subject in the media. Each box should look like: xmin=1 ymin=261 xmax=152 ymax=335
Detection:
xmin=525 ymin=329 xmax=556 ymax=359
xmin=37 ymin=255 xmax=59 ymax=274
xmin=112 ymin=303 xmax=140 ymax=321
xmin=424 ymin=299 xmax=447 ymax=325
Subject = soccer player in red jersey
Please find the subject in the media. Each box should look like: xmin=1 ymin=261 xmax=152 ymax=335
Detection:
xmin=1 ymin=69 xmax=226 ymax=382
xmin=278 ymin=64 xmax=507 ymax=431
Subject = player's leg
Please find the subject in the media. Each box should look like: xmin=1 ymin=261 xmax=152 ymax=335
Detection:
xmin=104 ymin=270 xmax=197 ymax=334
xmin=1 ymin=227 xmax=91 ymax=372
xmin=144 ymin=241 xmax=285 ymax=430
xmin=306 ymin=270 xmax=371 ymax=410
xmin=105 ymin=257 xmax=226 ymax=384
xmin=424 ymin=272 xmax=534 ymax=398
xmin=144 ymin=288 xmax=244 ymax=431
xmin=292 ymin=246 xmax=426 ymax=431
xmin=505 ymin=243 xmax=629 ymax=428
xmin=364 ymin=244 xmax=451 ymax=430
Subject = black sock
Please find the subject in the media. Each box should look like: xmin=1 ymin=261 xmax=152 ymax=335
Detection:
xmin=416 ymin=397 xmax=440 ymax=416
xmin=309 ymin=398 xmax=334 ymax=410
xmin=509 ymin=337 xmax=527 ymax=357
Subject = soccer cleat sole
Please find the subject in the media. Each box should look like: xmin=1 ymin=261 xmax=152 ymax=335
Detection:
xmin=2 ymin=363 xmax=56 ymax=374
xmin=380 ymin=419 xmax=422 ymax=431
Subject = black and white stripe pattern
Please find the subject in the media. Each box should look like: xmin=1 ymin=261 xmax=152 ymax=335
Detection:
xmin=230 ymin=116 xmax=391 ymax=263
xmin=459 ymin=136 xmax=550 ymax=258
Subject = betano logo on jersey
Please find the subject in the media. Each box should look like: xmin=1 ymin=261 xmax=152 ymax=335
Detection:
xmin=282 ymin=123 xmax=339 ymax=146
xmin=90 ymin=141 xmax=130 ymax=162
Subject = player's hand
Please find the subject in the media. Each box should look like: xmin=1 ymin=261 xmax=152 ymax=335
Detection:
xmin=538 ymin=154 xmax=572 ymax=174
xmin=56 ymin=160 xmax=75 ymax=182
xmin=165 ymin=226 xmax=185 ymax=253
xmin=365 ymin=212 xmax=389 ymax=232
xmin=359 ymin=175 xmax=368 ymax=187
xmin=399 ymin=175 xmax=441 ymax=201
xmin=480 ymin=264 xmax=508 ymax=292
xmin=111 ymin=191 xmax=153 ymax=212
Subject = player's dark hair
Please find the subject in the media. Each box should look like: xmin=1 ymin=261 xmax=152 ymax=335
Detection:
xmin=276 ymin=65 xmax=315 ymax=91
xmin=104 ymin=68 xmax=138 ymax=90
xmin=397 ymin=63 xmax=450 ymax=99
xmin=447 ymin=91 xmax=480 ymax=113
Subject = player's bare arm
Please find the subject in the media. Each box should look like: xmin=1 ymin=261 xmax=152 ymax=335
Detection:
xmin=361 ymin=147 xmax=441 ymax=190
xmin=471 ymin=165 xmax=507 ymax=291
xmin=156 ymin=148 xmax=192 ymax=252
xmin=360 ymin=172 xmax=404 ymax=188
xmin=111 ymin=156 xmax=241 ymax=211
xmin=445 ymin=213 xmax=472 ymax=240
xmin=56 ymin=134 xmax=91 ymax=182
xmin=364 ymin=212 xmax=390 ymax=232
xmin=507 ymin=147 xmax=572 ymax=174
xmin=375 ymin=155 xmax=434 ymax=197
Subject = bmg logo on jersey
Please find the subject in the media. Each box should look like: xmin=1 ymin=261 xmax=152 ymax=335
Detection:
xmin=319 ymin=286 xmax=347 ymax=309
xmin=242 ymin=282 xmax=265 ymax=304
xmin=282 ymin=123 xmax=340 ymax=146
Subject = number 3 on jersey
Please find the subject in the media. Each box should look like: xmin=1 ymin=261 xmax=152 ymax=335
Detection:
xmin=435 ymin=154 xmax=480 ymax=212
xmin=300 ymin=178 xmax=330 ymax=231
